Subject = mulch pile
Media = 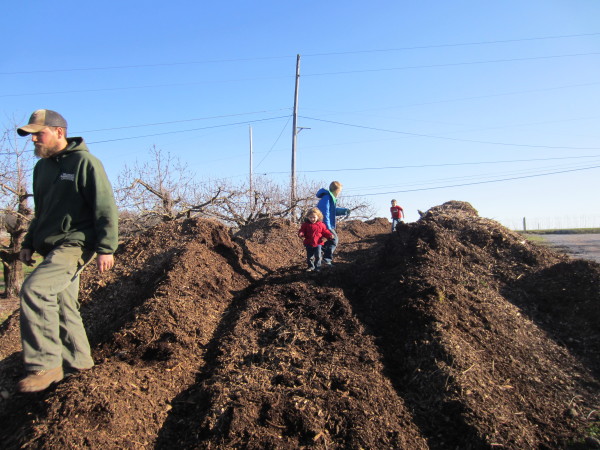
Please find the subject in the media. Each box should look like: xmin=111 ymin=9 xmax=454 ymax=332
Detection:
xmin=0 ymin=201 xmax=598 ymax=449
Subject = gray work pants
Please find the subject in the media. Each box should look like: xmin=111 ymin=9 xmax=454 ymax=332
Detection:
xmin=20 ymin=244 xmax=95 ymax=372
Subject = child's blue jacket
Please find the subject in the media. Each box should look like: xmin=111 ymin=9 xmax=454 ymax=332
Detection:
xmin=316 ymin=188 xmax=349 ymax=230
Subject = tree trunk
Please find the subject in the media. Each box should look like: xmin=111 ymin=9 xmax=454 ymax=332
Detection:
xmin=0 ymin=129 xmax=33 ymax=298
xmin=3 ymin=253 xmax=23 ymax=298
xmin=1 ymin=190 xmax=31 ymax=298
xmin=0 ymin=231 xmax=25 ymax=298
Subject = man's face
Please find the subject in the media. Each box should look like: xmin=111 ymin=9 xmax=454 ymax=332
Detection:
xmin=31 ymin=127 xmax=63 ymax=158
xmin=391 ymin=201 xmax=397 ymax=206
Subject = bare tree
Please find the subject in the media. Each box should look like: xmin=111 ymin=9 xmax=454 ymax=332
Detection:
xmin=115 ymin=146 xmax=223 ymax=228
xmin=336 ymin=195 xmax=377 ymax=222
xmin=0 ymin=124 xmax=33 ymax=297
xmin=200 ymin=176 xmax=378 ymax=227
xmin=200 ymin=176 xmax=321 ymax=228
xmin=116 ymin=146 xmax=377 ymax=233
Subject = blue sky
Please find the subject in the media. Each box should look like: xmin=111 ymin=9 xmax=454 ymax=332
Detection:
xmin=2 ymin=1 xmax=600 ymax=229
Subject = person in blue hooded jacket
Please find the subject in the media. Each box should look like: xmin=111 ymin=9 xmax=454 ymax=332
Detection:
xmin=316 ymin=181 xmax=350 ymax=266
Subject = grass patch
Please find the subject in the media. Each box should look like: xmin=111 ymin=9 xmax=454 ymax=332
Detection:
xmin=522 ymin=234 xmax=547 ymax=244
xmin=519 ymin=228 xmax=600 ymax=235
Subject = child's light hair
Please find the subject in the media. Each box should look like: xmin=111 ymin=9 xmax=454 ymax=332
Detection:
xmin=304 ymin=207 xmax=323 ymax=222
xmin=329 ymin=181 xmax=343 ymax=196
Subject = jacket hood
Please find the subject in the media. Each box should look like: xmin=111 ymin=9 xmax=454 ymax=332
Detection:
xmin=316 ymin=188 xmax=330 ymax=198
xmin=316 ymin=187 xmax=337 ymax=203
xmin=58 ymin=137 xmax=89 ymax=156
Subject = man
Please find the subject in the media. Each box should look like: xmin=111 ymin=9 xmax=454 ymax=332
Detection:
xmin=16 ymin=109 xmax=118 ymax=393
xmin=316 ymin=181 xmax=349 ymax=266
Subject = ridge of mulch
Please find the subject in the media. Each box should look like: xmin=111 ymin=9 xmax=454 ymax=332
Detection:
xmin=0 ymin=203 xmax=598 ymax=448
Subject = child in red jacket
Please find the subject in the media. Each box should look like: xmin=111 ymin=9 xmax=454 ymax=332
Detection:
xmin=298 ymin=207 xmax=334 ymax=271
xmin=390 ymin=199 xmax=404 ymax=232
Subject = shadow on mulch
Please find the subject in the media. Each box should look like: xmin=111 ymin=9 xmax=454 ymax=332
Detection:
xmin=0 ymin=206 xmax=598 ymax=449
xmin=508 ymin=259 xmax=600 ymax=379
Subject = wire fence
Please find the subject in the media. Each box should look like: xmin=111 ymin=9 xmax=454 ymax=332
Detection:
xmin=500 ymin=215 xmax=600 ymax=231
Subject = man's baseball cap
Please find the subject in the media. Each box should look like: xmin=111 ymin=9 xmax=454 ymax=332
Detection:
xmin=17 ymin=109 xmax=68 ymax=136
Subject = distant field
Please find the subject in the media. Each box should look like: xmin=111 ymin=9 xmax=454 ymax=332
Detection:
xmin=519 ymin=228 xmax=600 ymax=235
xmin=524 ymin=232 xmax=600 ymax=264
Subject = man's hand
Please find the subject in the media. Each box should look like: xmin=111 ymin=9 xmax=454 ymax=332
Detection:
xmin=19 ymin=249 xmax=36 ymax=266
xmin=96 ymin=254 xmax=115 ymax=273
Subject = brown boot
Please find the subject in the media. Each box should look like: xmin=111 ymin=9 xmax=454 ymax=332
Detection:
xmin=18 ymin=367 xmax=64 ymax=393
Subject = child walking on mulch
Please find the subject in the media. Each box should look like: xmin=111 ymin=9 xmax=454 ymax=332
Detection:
xmin=390 ymin=199 xmax=404 ymax=232
xmin=298 ymin=207 xmax=334 ymax=272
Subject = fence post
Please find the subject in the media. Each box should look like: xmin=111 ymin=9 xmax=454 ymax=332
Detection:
xmin=523 ymin=217 xmax=527 ymax=232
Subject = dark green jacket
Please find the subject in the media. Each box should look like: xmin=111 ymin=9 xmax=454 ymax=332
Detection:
xmin=22 ymin=138 xmax=118 ymax=256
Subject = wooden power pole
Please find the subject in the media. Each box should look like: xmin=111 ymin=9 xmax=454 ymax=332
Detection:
xmin=291 ymin=54 xmax=300 ymax=210
xmin=249 ymin=126 xmax=253 ymax=209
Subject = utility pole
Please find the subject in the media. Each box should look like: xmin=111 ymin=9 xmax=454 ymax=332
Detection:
xmin=249 ymin=126 xmax=253 ymax=209
xmin=291 ymin=54 xmax=300 ymax=212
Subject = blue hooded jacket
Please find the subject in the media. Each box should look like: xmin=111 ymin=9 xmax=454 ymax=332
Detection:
xmin=316 ymin=188 xmax=349 ymax=230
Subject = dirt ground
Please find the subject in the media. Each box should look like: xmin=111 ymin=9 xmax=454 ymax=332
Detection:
xmin=0 ymin=201 xmax=599 ymax=449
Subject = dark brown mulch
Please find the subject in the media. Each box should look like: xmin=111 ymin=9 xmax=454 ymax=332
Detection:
xmin=0 ymin=203 xmax=598 ymax=448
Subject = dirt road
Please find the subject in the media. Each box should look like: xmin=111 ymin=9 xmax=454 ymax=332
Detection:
xmin=540 ymin=233 xmax=600 ymax=263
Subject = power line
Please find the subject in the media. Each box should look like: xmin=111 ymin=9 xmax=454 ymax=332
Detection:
xmin=255 ymin=116 xmax=292 ymax=169
xmin=3 ymin=32 xmax=598 ymax=75
xmin=4 ymin=51 xmax=600 ymax=99
xmin=303 ymin=32 xmax=600 ymax=57
xmin=8 ymin=115 xmax=291 ymax=152
xmin=343 ymin=164 xmax=600 ymax=197
xmin=345 ymin=160 xmax=600 ymax=192
xmin=77 ymin=109 xmax=291 ymax=133
xmin=300 ymin=116 xmax=600 ymax=150
xmin=223 ymin=156 xmax=600 ymax=185
xmin=303 ymin=52 xmax=600 ymax=78
xmin=0 ymin=55 xmax=295 ymax=76
xmin=226 ymin=110 xmax=598 ymax=158
xmin=87 ymin=115 xmax=291 ymax=145
xmin=0 ymin=75 xmax=292 ymax=98
xmin=262 ymin=155 xmax=600 ymax=175
xmin=321 ymin=81 xmax=600 ymax=112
